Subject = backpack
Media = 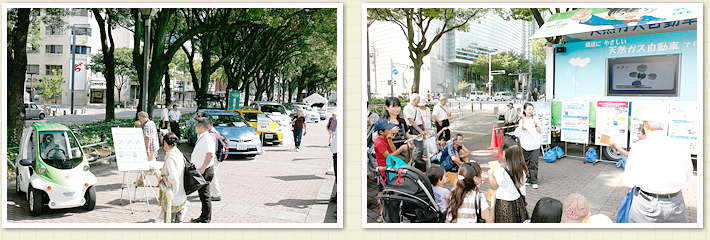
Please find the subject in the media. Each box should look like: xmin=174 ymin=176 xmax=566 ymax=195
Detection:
xmin=208 ymin=128 xmax=229 ymax=162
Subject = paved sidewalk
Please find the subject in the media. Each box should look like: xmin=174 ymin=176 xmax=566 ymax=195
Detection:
xmin=366 ymin=112 xmax=698 ymax=223
xmin=7 ymin=119 xmax=336 ymax=224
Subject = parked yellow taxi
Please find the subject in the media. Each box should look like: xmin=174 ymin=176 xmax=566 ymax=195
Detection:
xmin=234 ymin=109 xmax=283 ymax=146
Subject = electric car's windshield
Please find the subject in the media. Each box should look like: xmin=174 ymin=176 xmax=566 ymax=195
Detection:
xmin=38 ymin=131 xmax=83 ymax=169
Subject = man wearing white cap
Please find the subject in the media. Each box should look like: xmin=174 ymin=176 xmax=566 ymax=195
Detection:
xmin=403 ymin=93 xmax=425 ymax=162
xmin=504 ymin=102 xmax=519 ymax=133
xmin=624 ymin=110 xmax=694 ymax=223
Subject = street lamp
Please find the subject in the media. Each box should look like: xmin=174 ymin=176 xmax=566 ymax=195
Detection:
xmin=70 ymin=23 xmax=91 ymax=115
xmin=139 ymin=8 xmax=158 ymax=114
xmin=487 ymin=50 xmax=504 ymax=96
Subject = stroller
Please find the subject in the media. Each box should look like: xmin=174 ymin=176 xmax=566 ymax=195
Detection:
xmin=376 ymin=166 xmax=446 ymax=223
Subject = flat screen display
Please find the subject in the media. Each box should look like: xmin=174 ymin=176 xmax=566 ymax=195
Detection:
xmin=606 ymin=54 xmax=680 ymax=97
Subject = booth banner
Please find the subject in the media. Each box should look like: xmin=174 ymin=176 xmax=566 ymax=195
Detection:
xmin=561 ymin=101 xmax=590 ymax=144
xmin=111 ymin=127 xmax=150 ymax=172
xmin=594 ymin=101 xmax=630 ymax=148
xmin=522 ymin=102 xmax=552 ymax=144
xmin=629 ymin=101 xmax=666 ymax=148
xmin=668 ymin=101 xmax=699 ymax=153
xmin=532 ymin=8 xmax=700 ymax=40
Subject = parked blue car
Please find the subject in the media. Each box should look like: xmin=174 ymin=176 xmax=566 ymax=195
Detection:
xmin=186 ymin=110 xmax=264 ymax=158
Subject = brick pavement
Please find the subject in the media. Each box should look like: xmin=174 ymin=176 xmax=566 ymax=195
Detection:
xmin=7 ymin=118 xmax=337 ymax=224
xmin=365 ymin=112 xmax=698 ymax=224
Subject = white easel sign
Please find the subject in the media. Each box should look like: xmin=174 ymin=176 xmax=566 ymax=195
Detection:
xmin=111 ymin=127 xmax=150 ymax=172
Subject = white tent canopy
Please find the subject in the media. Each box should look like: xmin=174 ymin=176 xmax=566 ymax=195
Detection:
xmin=303 ymin=93 xmax=328 ymax=104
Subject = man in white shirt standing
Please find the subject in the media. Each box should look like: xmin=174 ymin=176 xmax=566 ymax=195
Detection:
xmin=403 ymin=93 xmax=425 ymax=162
xmin=624 ymin=113 xmax=693 ymax=223
xmin=161 ymin=107 xmax=170 ymax=130
xmin=168 ymin=104 xmax=182 ymax=139
xmin=190 ymin=117 xmax=216 ymax=223
xmin=432 ymin=96 xmax=451 ymax=141
xmin=503 ymin=103 xmax=519 ymax=133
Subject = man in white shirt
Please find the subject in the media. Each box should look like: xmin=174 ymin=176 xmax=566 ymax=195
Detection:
xmin=160 ymin=107 xmax=170 ymax=129
xmin=504 ymin=103 xmax=519 ymax=133
xmin=168 ymin=104 xmax=182 ymax=139
xmin=432 ymin=96 xmax=451 ymax=141
xmin=624 ymin=113 xmax=693 ymax=223
xmin=403 ymin=93 xmax=425 ymax=161
xmin=190 ymin=117 xmax=216 ymax=223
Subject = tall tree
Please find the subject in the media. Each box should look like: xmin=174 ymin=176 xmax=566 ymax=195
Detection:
xmin=91 ymin=8 xmax=131 ymax=121
xmin=368 ymin=8 xmax=490 ymax=94
xmin=7 ymin=8 xmax=68 ymax=142
xmin=37 ymin=69 xmax=65 ymax=104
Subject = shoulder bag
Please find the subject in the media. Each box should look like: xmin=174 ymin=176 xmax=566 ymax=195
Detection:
xmin=183 ymin=156 xmax=207 ymax=195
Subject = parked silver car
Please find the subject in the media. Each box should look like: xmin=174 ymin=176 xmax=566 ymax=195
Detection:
xmin=24 ymin=102 xmax=45 ymax=119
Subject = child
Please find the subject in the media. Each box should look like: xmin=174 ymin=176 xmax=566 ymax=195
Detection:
xmin=426 ymin=166 xmax=450 ymax=214
xmin=429 ymin=127 xmax=449 ymax=165
xmin=446 ymin=162 xmax=493 ymax=223
xmin=372 ymin=118 xmax=410 ymax=222
xmin=529 ymin=197 xmax=563 ymax=223
xmin=488 ymin=146 xmax=530 ymax=223
xmin=413 ymin=158 xmax=427 ymax=174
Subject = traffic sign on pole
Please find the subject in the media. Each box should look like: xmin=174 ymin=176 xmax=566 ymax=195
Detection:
xmin=393 ymin=69 xmax=399 ymax=75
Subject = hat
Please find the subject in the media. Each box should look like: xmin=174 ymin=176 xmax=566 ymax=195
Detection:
xmin=561 ymin=194 xmax=590 ymax=223
xmin=507 ymin=102 xmax=514 ymax=107
xmin=373 ymin=119 xmax=397 ymax=132
xmin=418 ymin=101 xmax=427 ymax=107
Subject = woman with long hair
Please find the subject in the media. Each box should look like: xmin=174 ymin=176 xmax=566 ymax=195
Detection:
xmin=488 ymin=146 xmax=530 ymax=223
xmin=530 ymin=197 xmax=563 ymax=223
xmin=446 ymin=162 xmax=493 ymax=223
xmin=380 ymin=97 xmax=413 ymax=162
xmin=157 ymin=132 xmax=188 ymax=223
xmin=516 ymin=102 xmax=542 ymax=189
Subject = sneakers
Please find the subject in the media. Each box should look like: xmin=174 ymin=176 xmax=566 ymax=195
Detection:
xmin=532 ymin=184 xmax=539 ymax=189
xmin=210 ymin=196 xmax=221 ymax=201
xmin=296 ymin=148 xmax=300 ymax=152
xmin=524 ymin=182 xmax=531 ymax=186
xmin=376 ymin=215 xmax=384 ymax=223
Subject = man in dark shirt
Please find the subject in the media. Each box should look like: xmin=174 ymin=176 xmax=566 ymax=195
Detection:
xmin=438 ymin=134 xmax=472 ymax=172
xmin=291 ymin=108 xmax=307 ymax=152
xmin=531 ymin=88 xmax=539 ymax=102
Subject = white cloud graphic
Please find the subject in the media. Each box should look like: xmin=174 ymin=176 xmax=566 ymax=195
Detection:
xmin=568 ymin=57 xmax=591 ymax=67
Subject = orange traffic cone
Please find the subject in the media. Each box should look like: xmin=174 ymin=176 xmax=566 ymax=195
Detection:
xmin=493 ymin=129 xmax=504 ymax=158
xmin=487 ymin=126 xmax=499 ymax=150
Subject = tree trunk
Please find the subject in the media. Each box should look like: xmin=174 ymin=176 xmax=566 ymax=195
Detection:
xmin=164 ymin=68 xmax=171 ymax=106
xmin=199 ymin=33 xmax=212 ymax=95
xmin=92 ymin=8 xmax=116 ymax=121
xmin=7 ymin=9 xmax=31 ymax=143
xmin=411 ymin=58 xmax=423 ymax=94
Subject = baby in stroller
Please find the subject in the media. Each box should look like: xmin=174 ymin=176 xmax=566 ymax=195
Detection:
xmin=377 ymin=165 xmax=446 ymax=223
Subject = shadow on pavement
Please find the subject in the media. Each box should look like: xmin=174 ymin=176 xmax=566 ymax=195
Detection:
xmin=264 ymin=199 xmax=317 ymax=209
xmin=270 ymin=175 xmax=324 ymax=182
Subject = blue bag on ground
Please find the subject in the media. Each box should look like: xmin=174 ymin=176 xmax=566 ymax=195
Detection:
xmin=385 ymin=155 xmax=408 ymax=182
xmin=553 ymin=146 xmax=564 ymax=158
xmin=616 ymin=187 xmax=635 ymax=223
xmin=585 ymin=148 xmax=598 ymax=163
xmin=543 ymin=149 xmax=557 ymax=163
xmin=616 ymin=155 xmax=627 ymax=168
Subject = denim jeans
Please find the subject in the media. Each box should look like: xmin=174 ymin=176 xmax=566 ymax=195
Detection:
xmin=293 ymin=129 xmax=303 ymax=148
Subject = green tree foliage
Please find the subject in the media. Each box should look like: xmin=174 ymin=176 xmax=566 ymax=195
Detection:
xmin=37 ymin=69 xmax=65 ymax=104
xmin=367 ymin=8 xmax=491 ymax=94
xmin=469 ymin=51 xmax=530 ymax=91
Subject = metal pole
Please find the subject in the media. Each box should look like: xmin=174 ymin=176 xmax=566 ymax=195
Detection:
xmin=71 ymin=25 xmax=77 ymax=114
xmin=488 ymin=52 xmax=491 ymax=98
xmin=390 ymin=59 xmax=393 ymax=98
xmin=142 ymin=17 xmax=151 ymax=113
xmin=366 ymin=28 xmax=371 ymax=103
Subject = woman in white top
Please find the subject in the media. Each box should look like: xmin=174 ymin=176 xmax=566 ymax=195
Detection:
xmin=158 ymin=132 xmax=188 ymax=223
xmin=488 ymin=142 xmax=530 ymax=223
xmin=515 ymin=102 xmax=542 ymax=189
xmin=446 ymin=162 xmax=493 ymax=223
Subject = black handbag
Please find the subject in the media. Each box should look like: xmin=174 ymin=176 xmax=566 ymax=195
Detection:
xmin=475 ymin=192 xmax=486 ymax=223
xmin=183 ymin=156 xmax=207 ymax=195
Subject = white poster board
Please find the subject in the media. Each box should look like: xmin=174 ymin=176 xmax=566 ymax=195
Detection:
xmin=257 ymin=117 xmax=271 ymax=131
xmin=668 ymin=101 xmax=699 ymax=154
xmin=521 ymin=102 xmax=552 ymax=145
xmin=111 ymin=127 xmax=149 ymax=172
xmin=594 ymin=101 xmax=630 ymax=148
xmin=629 ymin=101 xmax=665 ymax=148
xmin=561 ymin=101 xmax=590 ymax=144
